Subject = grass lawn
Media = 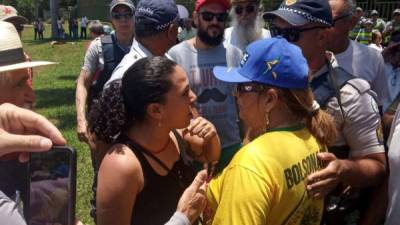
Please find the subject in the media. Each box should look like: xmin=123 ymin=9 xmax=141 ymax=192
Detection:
xmin=22 ymin=25 xmax=95 ymax=225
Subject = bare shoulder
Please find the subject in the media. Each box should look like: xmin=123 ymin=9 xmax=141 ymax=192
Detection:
xmin=100 ymin=143 xmax=143 ymax=184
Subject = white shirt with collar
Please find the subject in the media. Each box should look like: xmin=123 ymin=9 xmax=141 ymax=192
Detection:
xmin=334 ymin=39 xmax=389 ymax=110
xmin=104 ymin=39 xmax=153 ymax=89
xmin=386 ymin=105 xmax=400 ymax=225
xmin=312 ymin=53 xmax=384 ymax=157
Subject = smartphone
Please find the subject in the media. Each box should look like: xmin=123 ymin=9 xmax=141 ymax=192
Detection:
xmin=26 ymin=146 xmax=77 ymax=225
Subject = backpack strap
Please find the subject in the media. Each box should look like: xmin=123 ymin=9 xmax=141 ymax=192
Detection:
xmin=311 ymin=61 xmax=356 ymax=156
xmin=88 ymin=34 xmax=126 ymax=108
xmin=101 ymin=35 xmax=114 ymax=64
xmin=311 ymin=62 xmax=355 ymax=112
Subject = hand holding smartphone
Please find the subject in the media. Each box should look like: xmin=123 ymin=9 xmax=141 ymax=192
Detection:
xmin=27 ymin=146 xmax=77 ymax=225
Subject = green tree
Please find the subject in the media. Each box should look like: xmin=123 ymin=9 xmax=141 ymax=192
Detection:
xmin=0 ymin=0 xmax=77 ymax=21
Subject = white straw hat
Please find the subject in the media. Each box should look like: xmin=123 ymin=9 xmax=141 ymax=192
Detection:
xmin=0 ymin=21 xmax=56 ymax=73
xmin=0 ymin=5 xmax=28 ymax=24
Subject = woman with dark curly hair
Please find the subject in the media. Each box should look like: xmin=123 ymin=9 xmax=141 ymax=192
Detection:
xmin=89 ymin=56 xmax=220 ymax=225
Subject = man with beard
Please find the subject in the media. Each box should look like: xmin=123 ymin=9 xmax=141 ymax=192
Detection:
xmin=224 ymin=0 xmax=270 ymax=51
xmin=168 ymin=0 xmax=243 ymax=173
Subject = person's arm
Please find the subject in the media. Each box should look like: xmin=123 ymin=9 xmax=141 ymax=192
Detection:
xmin=75 ymin=69 xmax=92 ymax=143
xmin=0 ymin=103 xmax=66 ymax=161
xmin=96 ymin=144 xmax=142 ymax=225
xmin=75 ymin=40 xmax=99 ymax=143
xmin=0 ymin=190 xmax=26 ymax=225
xmin=76 ymin=69 xmax=92 ymax=142
xmin=165 ymin=170 xmax=208 ymax=225
xmin=307 ymin=84 xmax=386 ymax=197
xmin=306 ymin=152 xmax=386 ymax=197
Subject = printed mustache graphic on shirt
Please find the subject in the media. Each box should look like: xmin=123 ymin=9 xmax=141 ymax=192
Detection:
xmin=197 ymin=88 xmax=228 ymax=104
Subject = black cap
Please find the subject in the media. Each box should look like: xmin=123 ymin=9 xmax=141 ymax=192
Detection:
xmin=263 ymin=0 xmax=333 ymax=27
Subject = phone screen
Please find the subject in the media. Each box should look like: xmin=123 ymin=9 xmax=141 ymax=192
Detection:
xmin=27 ymin=147 xmax=76 ymax=225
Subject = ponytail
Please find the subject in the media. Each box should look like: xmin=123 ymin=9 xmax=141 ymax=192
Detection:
xmin=306 ymin=105 xmax=337 ymax=146
xmin=282 ymin=89 xmax=337 ymax=146
xmin=87 ymin=56 xmax=177 ymax=143
xmin=88 ymin=80 xmax=130 ymax=143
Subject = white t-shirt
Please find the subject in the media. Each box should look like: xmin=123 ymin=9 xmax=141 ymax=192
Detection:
xmin=368 ymin=43 xmax=383 ymax=52
xmin=81 ymin=17 xmax=88 ymax=28
xmin=334 ymin=39 xmax=389 ymax=110
xmin=224 ymin=26 xmax=270 ymax=52
xmin=385 ymin=105 xmax=400 ymax=225
xmin=82 ymin=37 xmax=104 ymax=75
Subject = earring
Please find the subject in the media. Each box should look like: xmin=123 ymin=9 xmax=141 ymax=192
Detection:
xmin=264 ymin=112 xmax=270 ymax=131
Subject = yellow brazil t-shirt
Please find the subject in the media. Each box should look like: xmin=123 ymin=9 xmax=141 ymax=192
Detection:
xmin=207 ymin=126 xmax=325 ymax=225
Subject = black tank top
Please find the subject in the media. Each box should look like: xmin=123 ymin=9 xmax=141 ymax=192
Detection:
xmin=117 ymin=132 xmax=196 ymax=225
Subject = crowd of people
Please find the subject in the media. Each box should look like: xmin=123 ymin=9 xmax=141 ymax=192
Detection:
xmin=349 ymin=7 xmax=400 ymax=48
xmin=1 ymin=0 xmax=400 ymax=225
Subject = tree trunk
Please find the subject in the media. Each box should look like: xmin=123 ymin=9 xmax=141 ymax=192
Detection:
xmin=50 ymin=0 xmax=59 ymax=39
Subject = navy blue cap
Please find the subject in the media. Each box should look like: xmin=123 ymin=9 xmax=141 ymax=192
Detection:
xmin=213 ymin=37 xmax=309 ymax=89
xmin=110 ymin=0 xmax=135 ymax=13
xmin=263 ymin=0 xmax=333 ymax=27
xmin=135 ymin=0 xmax=179 ymax=31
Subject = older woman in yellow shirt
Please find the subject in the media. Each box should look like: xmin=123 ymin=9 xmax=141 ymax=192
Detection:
xmin=207 ymin=37 xmax=337 ymax=225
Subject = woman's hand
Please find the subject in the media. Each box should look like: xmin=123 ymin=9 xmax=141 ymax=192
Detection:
xmin=183 ymin=117 xmax=221 ymax=163
xmin=186 ymin=117 xmax=217 ymax=141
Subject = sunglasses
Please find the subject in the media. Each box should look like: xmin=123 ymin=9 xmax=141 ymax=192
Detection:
xmin=270 ymin=25 xmax=327 ymax=42
xmin=234 ymin=4 xmax=256 ymax=15
xmin=333 ymin=13 xmax=353 ymax=23
xmin=111 ymin=12 xmax=134 ymax=20
xmin=235 ymin=83 xmax=266 ymax=94
xmin=200 ymin=12 xmax=228 ymax=22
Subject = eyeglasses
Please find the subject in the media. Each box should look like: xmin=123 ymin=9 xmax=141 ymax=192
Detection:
xmin=269 ymin=25 xmax=327 ymax=42
xmin=333 ymin=13 xmax=353 ymax=23
xmin=235 ymin=83 xmax=266 ymax=94
xmin=200 ymin=12 xmax=228 ymax=22
xmin=111 ymin=12 xmax=134 ymax=20
xmin=234 ymin=4 xmax=256 ymax=15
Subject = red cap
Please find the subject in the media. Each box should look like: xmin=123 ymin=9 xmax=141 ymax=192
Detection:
xmin=195 ymin=0 xmax=231 ymax=12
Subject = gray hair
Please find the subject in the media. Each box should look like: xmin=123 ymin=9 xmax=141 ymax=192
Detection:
xmin=341 ymin=0 xmax=357 ymax=15
xmin=89 ymin=20 xmax=104 ymax=35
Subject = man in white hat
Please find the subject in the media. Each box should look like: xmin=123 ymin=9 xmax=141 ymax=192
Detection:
xmin=0 ymin=5 xmax=28 ymax=37
xmin=0 ymin=20 xmax=56 ymax=223
xmin=1 ymin=4 xmax=36 ymax=104
xmin=0 ymin=21 xmax=55 ymax=107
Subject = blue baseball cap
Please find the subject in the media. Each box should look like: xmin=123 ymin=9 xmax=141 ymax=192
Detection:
xmin=135 ymin=0 xmax=179 ymax=31
xmin=213 ymin=37 xmax=309 ymax=89
xmin=263 ymin=0 xmax=333 ymax=27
